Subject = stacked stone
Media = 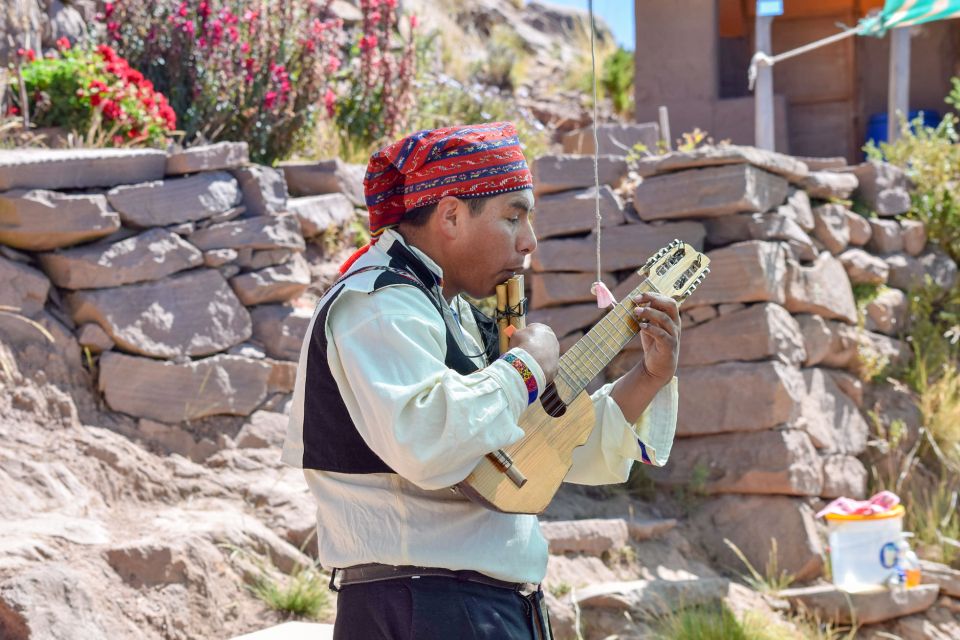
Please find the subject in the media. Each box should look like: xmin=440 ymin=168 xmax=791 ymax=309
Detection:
xmin=528 ymin=142 xmax=958 ymax=582
xmin=0 ymin=143 xmax=358 ymax=428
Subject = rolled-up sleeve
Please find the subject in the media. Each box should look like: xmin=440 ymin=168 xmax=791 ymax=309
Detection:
xmin=563 ymin=377 xmax=679 ymax=485
xmin=329 ymin=286 xmax=545 ymax=490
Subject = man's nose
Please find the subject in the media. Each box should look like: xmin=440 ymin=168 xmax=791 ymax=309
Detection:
xmin=518 ymin=218 xmax=537 ymax=254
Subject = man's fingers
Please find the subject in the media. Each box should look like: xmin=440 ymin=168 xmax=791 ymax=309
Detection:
xmin=633 ymin=304 xmax=679 ymax=338
xmin=633 ymin=292 xmax=680 ymax=323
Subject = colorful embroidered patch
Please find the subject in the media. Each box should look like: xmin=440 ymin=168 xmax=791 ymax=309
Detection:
xmin=501 ymin=353 xmax=538 ymax=405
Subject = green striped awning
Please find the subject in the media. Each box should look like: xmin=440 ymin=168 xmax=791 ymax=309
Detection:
xmin=859 ymin=0 xmax=960 ymax=35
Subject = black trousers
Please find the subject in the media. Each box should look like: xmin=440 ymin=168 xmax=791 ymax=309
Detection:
xmin=332 ymin=576 xmax=553 ymax=640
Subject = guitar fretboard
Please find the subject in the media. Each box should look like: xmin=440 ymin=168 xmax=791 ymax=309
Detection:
xmin=553 ymin=278 xmax=659 ymax=404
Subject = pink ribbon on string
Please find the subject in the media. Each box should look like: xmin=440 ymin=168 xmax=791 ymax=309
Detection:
xmin=591 ymin=281 xmax=616 ymax=308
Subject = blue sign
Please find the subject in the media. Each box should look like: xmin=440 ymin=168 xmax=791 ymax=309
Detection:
xmin=757 ymin=0 xmax=784 ymax=16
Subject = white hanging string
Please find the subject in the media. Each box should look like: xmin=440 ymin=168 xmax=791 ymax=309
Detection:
xmin=587 ymin=0 xmax=615 ymax=308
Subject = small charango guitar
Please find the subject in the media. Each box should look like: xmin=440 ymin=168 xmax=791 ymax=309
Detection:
xmin=457 ymin=240 xmax=710 ymax=515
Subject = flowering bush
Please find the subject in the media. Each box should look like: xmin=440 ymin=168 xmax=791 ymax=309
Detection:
xmin=98 ymin=0 xmax=344 ymax=163
xmin=331 ymin=0 xmax=417 ymax=160
xmin=11 ymin=43 xmax=177 ymax=147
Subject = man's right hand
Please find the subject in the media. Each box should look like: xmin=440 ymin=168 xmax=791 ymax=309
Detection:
xmin=508 ymin=323 xmax=559 ymax=384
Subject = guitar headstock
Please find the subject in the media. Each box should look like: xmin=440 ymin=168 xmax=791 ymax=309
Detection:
xmin=638 ymin=239 xmax=710 ymax=302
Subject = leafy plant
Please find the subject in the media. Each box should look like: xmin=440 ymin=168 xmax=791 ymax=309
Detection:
xmin=12 ymin=43 xmax=176 ymax=147
xmin=723 ymin=538 xmax=795 ymax=594
xmin=99 ymin=0 xmax=343 ymax=163
xmin=470 ymin=24 xmax=527 ymax=91
xmin=600 ymin=46 xmax=634 ymax=117
xmin=653 ymin=603 xmax=797 ymax=640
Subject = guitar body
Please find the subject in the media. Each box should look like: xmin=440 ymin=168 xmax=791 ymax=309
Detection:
xmin=458 ymin=389 xmax=596 ymax=515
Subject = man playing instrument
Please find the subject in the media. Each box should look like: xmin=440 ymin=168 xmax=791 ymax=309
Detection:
xmin=282 ymin=122 xmax=681 ymax=639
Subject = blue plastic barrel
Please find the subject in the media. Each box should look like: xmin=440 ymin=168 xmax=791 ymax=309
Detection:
xmin=866 ymin=109 xmax=942 ymax=147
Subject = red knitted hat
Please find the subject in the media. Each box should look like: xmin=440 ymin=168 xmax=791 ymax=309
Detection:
xmin=340 ymin=122 xmax=533 ymax=273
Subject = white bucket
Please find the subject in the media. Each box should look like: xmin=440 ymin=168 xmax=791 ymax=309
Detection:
xmin=825 ymin=505 xmax=905 ymax=591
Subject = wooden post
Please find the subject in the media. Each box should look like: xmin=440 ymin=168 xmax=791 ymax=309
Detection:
xmin=658 ymin=105 xmax=672 ymax=151
xmin=754 ymin=15 xmax=775 ymax=151
xmin=887 ymin=26 xmax=911 ymax=142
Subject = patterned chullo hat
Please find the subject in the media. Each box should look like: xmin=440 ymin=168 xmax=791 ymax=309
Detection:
xmin=339 ymin=122 xmax=533 ymax=273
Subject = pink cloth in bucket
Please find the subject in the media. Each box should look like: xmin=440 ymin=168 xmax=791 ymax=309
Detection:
xmin=815 ymin=490 xmax=900 ymax=519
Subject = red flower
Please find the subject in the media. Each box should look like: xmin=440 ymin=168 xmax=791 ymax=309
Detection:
xmin=16 ymin=48 xmax=36 ymax=62
xmin=97 ymin=44 xmax=119 ymax=62
xmin=264 ymin=91 xmax=278 ymax=109
xmin=177 ymin=2 xmax=188 ymax=18
xmin=104 ymin=2 xmax=114 ymax=18
xmin=198 ymin=2 xmax=211 ymax=19
xmin=182 ymin=21 xmax=196 ymax=36
xmin=410 ymin=15 xmax=419 ymax=28
xmin=228 ymin=26 xmax=239 ymax=42
xmin=112 ymin=135 xmax=124 ymax=145
xmin=359 ymin=34 xmax=378 ymax=51
xmin=7 ymin=105 xmax=20 ymax=116
xmin=56 ymin=37 xmax=71 ymax=51
xmin=101 ymin=99 xmax=122 ymax=120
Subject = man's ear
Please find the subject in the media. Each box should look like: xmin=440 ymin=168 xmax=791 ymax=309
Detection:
xmin=433 ymin=196 xmax=463 ymax=240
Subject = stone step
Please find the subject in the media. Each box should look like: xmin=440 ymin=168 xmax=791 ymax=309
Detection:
xmin=0 ymin=148 xmax=166 ymax=191
xmin=779 ymin=583 xmax=939 ymax=625
xmin=574 ymin=577 xmax=730 ymax=615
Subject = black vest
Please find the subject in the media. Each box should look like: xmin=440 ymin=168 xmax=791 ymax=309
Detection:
xmin=301 ymin=241 xmax=500 ymax=473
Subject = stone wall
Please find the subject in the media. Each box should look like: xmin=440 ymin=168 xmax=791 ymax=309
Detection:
xmin=0 ymin=143 xmax=362 ymax=454
xmin=529 ymin=126 xmax=958 ymax=581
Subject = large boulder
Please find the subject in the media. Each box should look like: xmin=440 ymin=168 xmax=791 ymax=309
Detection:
xmin=38 ymin=228 xmax=203 ymax=289
xmin=280 ymin=158 xmax=365 ymax=205
xmin=848 ymin=160 xmax=911 ymax=217
xmin=98 ymin=352 xmax=274 ymax=422
xmin=165 ymin=142 xmax=249 ymax=176
xmin=866 ymin=218 xmax=904 ymax=255
xmin=187 ymin=213 xmax=305 ymax=253
xmin=229 ymin=253 xmax=311 ymax=306
xmin=288 ymin=193 xmax=355 ymax=238
xmin=630 ymin=144 xmax=809 ymax=182
xmin=0 ymin=189 xmax=120 ymax=251
xmin=811 ymin=204 xmax=850 ymax=255
xmin=794 ymin=368 xmax=869 ymax=455
xmin=67 ymin=269 xmax=251 ymax=358
xmin=230 ymin=165 xmax=288 ymax=217
xmin=107 ymin=172 xmax=242 ymax=228
xmin=633 ymin=164 xmax=788 ymax=221
xmin=820 ymin=454 xmax=867 ymax=499
xmin=249 ymin=304 xmax=312 ymax=361
xmin=838 ymin=248 xmax=889 ymax=285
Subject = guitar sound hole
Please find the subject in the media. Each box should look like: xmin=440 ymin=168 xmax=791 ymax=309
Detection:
xmin=540 ymin=383 xmax=567 ymax=418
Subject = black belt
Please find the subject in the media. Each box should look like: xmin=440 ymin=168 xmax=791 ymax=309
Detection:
xmin=330 ymin=563 xmax=538 ymax=595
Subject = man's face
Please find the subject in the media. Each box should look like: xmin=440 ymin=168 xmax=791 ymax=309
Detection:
xmin=446 ymin=189 xmax=537 ymax=299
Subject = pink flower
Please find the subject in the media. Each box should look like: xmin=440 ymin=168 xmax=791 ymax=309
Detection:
xmin=228 ymin=26 xmax=239 ymax=42
xmin=56 ymin=36 xmax=71 ymax=51
xmin=104 ymin=2 xmax=115 ymax=19
xmin=177 ymin=2 xmax=188 ymax=18
xmin=326 ymin=55 xmax=341 ymax=74
xmin=182 ymin=21 xmax=195 ymax=35
xmin=264 ymin=91 xmax=278 ymax=109
xmin=410 ymin=14 xmax=419 ymax=28
xmin=16 ymin=47 xmax=36 ymax=62
xmin=241 ymin=42 xmax=251 ymax=54
xmin=324 ymin=88 xmax=336 ymax=117
xmin=359 ymin=34 xmax=378 ymax=50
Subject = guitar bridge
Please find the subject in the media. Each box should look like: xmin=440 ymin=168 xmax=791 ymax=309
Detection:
xmin=487 ymin=449 xmax=527 ymax=488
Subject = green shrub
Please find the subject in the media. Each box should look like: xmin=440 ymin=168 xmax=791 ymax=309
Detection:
xmin=12 ymin=44 xmax=176 ymax=147
xmin=249 ymin=560 xmax=330 ymax=620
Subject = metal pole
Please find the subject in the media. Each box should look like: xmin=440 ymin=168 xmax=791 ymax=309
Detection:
xmin=887 ymin=27 xmax=911 ymax=142
xmin=754 ymin=15 xmax=775 ymax=150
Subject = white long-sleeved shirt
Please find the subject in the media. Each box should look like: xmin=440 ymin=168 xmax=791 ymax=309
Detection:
xmin=282 ymin=230 xmax=678 ymax=583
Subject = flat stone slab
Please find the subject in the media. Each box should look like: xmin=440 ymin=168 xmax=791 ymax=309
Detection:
xmin=798 ymin=170 xmax=858 ymax=200
xmin=534 ymin=186 xmax=624 ymax=239
xmin=165 ymin=142 xmax=249 ymax=176
xmin=0 ymin=189 xmax=120 ymax=251
xmin=530 ymin=271 xmax=614 ymax=309
xmin=280 ymin=158 xmax=365 ymax=205
xmin=575 ymin=577 xmax=730 ymax=615
xmin=631 ymin=144 xmax=809 ymax=182
xmin=188 ymin=214 xmax=305 ymax=252
xmin=633 ymin=164 xmax=789 ymax=222
xmin=651 ymin=429 xmax=823 ymax=496
xmin=679 ymin=302 xmax=805 ymax=367
xmin=99 ymin=352 xmax=273 ymax=422
xmin=38 ymin=228 xmax=203 ymax=289
xmin=67 ymin=269 xmax=251 ymax=358
xmin=704 ymin=211 xmax=815 ymax=257
xmin=531 ymin=220 xmax=706 ymax=272
xmin=779 ymin=583 xmax=939 ymax=625
xmin=288 ymin=193 xmax=355 ymax=238
xmin=0 ymin=255 xmax=49 ymax=316
xmin=685 ymin=241 xmax=787 ymax=308
xmin=920 ymin=560 xmax=960 ymax=598
xmin=0 ymin=148 xmax=166 ymax=191
xmin=532 ymin=155 xmax=628 ymax=196
xmin=560 ymin=122 xmax=660 ymax=156
xmin=249 ymin=304 xmax=312 ymax=361
xmin=540 ymin=518 xmax=629 ymax=555
xmin=677 ymin=360 xmax=805 ymax=436
xmin=230 ymin=253 xmax=310 ymax=306
xmin=107 ymin=171 xmax=242 ymax=228
xmin=785 ymin=253 xmax=857 ymax=323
